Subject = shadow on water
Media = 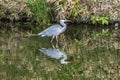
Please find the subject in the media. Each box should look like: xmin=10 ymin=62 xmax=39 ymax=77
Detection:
xmin=0 ymin=23 xmax=120 ymax=79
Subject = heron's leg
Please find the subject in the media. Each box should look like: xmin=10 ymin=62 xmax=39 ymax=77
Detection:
xmin=51 ymin=36 xmax=55 ymax=42
xmin=51 ymin=41 xmax=58 ymax=49
xmin=55 ymin=42 xmax=59 ymax=48
xmin=56 ymin=36 xmax=58 ymax=43
xmin=51 ymin=43 xmax=56 ymax=49
xmin=55 ymin=36 xmax=59 ymax=48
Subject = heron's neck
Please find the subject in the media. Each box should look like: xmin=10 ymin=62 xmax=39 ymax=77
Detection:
xmin=60 ymin=55 xmax=68 ymax=64
xmin=60 ymin=58 xmax=68 ymax=64
xmin=59 ymin=22 xmax=66 ymax=27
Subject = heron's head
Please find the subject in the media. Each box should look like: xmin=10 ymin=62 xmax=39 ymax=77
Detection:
xmin=60 ymin=19 xmax=72 ymax=25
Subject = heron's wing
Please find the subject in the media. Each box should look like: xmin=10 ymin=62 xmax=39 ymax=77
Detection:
xmin=38 ymin=24 xmax=62 ymax=37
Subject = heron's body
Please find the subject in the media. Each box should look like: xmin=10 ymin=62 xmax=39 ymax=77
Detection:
xmin=38 ymin=24 xmax=66 ymax=37
xmin=38 ymin=19 xmax=71 ymax=42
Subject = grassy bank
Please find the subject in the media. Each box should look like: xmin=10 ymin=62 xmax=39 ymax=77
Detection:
xmin=0 ymin=0 xmax=120 ymax=26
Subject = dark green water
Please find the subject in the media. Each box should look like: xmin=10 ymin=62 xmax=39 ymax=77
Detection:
xmin=0 ymin=23 xmax=120 ymax=80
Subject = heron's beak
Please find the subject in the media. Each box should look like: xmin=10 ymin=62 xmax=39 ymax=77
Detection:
xmin=65 ymin=20 xmax=72 ymax=23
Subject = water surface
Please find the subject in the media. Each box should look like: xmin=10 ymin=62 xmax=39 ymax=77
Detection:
xmin=0 ymin=23 xmax=120 ymax=80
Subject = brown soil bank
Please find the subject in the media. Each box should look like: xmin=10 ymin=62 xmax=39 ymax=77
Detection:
xmin=0 ymin=0 xmax=120 ymax=25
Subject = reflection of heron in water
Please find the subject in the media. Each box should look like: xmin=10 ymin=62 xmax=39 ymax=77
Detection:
xmin=39 ymin=48 xmax=68 ymax=64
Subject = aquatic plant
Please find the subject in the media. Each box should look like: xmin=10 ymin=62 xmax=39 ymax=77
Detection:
xmin=91 ymin=29 xmax=109 ymax=39
xmin=91 ymin=14 xmax=109 ymax=25
xmin=117 ymin=4 xmax=120 ymax=9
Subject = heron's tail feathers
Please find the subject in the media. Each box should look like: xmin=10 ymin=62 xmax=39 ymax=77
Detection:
xmin=39 ymin=48 xmax=45 ymax=52
xmin=38 ymin=33 xmax=46 ymax=37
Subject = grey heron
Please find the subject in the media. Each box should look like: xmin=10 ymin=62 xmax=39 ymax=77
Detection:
xmin=39 ymin=48 xmax=68 ymax=64
xmin=38 ymin=19 xmax=71 ymax=42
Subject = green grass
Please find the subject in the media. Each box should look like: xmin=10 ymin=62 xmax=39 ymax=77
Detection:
xmin=28 ymin=0 xmax=52 ymax=26
xmin=91 ymin=14 xmax=109 ymax=25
